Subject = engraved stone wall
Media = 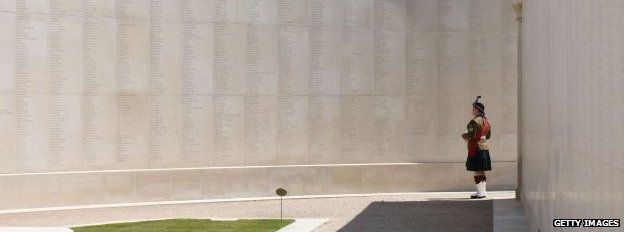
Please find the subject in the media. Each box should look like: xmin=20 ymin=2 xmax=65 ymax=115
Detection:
xmin=0 ymin=0 xmax=517 ymax=210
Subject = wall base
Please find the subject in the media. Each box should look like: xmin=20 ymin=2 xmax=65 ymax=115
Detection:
xmin=0 ymin=162 xmax=516 ymax=210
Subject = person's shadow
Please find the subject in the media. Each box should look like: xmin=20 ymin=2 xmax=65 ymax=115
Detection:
xmin=338 ymin=199 xmax=493 ymax=232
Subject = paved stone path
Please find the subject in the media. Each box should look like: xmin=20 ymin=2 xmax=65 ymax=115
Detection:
xmin=0 ymin=228 xmax=72 ymax=232
xmin=0 ymin=191 xmax=527 ymax=231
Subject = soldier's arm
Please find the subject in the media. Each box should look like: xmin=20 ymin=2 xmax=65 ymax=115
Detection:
xmin=463 ymin=120 xmax=480 ymax=140
xmin=486 ymin=125 xmax=492 ymax=139
xmin=462 ymin=132 xmax=469 ymax=141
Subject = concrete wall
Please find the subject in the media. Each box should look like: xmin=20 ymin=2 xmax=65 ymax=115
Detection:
xmin=0 ymin=0 xmax=517 ymax=210
xmin=522 ymin=0 xmax=624 ymax=231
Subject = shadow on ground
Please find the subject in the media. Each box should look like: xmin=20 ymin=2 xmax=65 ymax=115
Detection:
xmin=338 ymin=198 xmax=493 ymax=232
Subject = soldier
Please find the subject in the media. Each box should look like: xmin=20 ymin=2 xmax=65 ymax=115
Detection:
xmin=461 ymin=96 xmax=492 ymax=199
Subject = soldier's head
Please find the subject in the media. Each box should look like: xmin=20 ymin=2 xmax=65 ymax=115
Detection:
xmin=472 ymin=96 xmax=485 ymax=117
xmin=472 ymin=102 xmax=485 ymax=117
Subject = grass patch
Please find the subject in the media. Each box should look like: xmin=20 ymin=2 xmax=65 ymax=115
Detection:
xmin=72 ymin=219 xmax=294 ymax=232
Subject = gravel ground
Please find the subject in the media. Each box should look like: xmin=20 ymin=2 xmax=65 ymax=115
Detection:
xmin=0 ymin=191 xmax=517 ymax=231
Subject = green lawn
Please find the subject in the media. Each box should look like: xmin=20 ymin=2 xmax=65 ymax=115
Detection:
xmin=72 ymin=219 xmax=294 ymax=232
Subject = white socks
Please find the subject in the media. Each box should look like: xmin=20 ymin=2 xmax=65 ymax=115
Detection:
xmin=480 ymin=181 xmax=487 ymax=197
xmin=472 ymin=175 xmax=487 ymax=198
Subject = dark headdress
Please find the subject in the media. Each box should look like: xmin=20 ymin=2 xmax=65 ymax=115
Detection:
xmin=473 ymin=96 xmax=485 ymax=116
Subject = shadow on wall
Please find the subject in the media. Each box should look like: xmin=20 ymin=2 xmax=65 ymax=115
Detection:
xmin=338 ymin=199 xmax=493 ymax=232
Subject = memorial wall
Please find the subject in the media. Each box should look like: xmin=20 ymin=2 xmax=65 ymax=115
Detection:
xmin=0 ymin=0 xmax=517 ymax=210
xmin=522 ymin=1 xmax=624 ymax=231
